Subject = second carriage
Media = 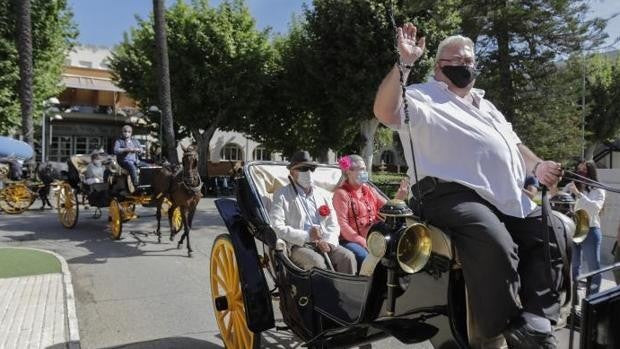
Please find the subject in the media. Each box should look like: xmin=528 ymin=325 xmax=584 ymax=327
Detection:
xmin=56 ymin=153 xmax=182 ymax=239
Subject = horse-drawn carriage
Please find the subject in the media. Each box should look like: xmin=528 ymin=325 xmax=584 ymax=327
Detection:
xmin=210 ymin=161 xmax=488 ymax=348
xmin=211 ymin=161 xmax=620 ymax=348
xmin=0 ymin=136 xmax=45 ymax=214
xmin=56 ymin=153 xmax=182 ymax=239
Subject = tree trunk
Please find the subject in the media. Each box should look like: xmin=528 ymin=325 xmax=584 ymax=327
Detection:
xmin=360 ymin=118 xmax=379 ymax=176
xmin=193 ymin=125 xmax=217 ymax=178
xmin=16 ymin=0 xmax=34 ymax=160
xmin=153 ymin=0 xmax=176 ymax=164
xmin=584 ymin=142 xmax=598 ymax=161
xmin=495 ymin=7 xmax=515 ymax=122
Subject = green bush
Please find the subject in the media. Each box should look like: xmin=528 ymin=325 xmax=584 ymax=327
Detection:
xmin=371 ymin=172 xmax=407 ymax=199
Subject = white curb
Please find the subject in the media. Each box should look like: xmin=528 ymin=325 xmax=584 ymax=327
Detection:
xmin=10 ymin=247 xmax=81 ymax=349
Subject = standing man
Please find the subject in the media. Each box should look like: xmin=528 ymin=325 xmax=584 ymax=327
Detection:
xmin=373 ymin=23 xmax=564 ymax=348
xmin=114 ymin=125 xmax=143 ymax=188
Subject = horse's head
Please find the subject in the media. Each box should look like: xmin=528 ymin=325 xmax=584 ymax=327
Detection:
xmin=180 ymin=143 xmax=199 ymax=171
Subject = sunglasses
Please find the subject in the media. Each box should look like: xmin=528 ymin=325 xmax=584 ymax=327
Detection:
xmin=296 ymin=166 xmax=316 ymax=172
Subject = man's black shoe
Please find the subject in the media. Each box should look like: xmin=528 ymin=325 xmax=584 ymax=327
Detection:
xmin=503 ymin=319 xmax=557 ymax=349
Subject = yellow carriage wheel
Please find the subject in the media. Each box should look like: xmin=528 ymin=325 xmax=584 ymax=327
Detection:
xmin=109 ymin=199 xmax=123 ymax=240
xmin=57 ymin=184 xmax=79 ymax=228
xmin=210 ymin=234 xmax=260 ymax=349
xmin=170 ymin=206 xmax=183 ymax=234
xmin=0 ymin=183 xmax=34 ymax=214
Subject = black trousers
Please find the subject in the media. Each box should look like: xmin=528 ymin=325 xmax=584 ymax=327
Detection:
xmin=412 ymin=181 xmax=563 ymax=337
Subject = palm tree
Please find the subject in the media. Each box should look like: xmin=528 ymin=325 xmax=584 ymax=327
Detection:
xmin=152 ymin=0 xmax=177 ymax=164
xmin=16 ymin=0 xmax=34 ymax=155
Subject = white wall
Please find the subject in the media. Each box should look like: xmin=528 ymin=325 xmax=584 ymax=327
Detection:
xmin=66 ymin=45 xmax=112 ymax=70
xmin=595 ymin=169 xmax=620 ymax=266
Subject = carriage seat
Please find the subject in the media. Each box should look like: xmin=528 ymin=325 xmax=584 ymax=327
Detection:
xmin=247 ymin=163 xmax=341 ymax=221
xmin=69 ymin=154 xmax=123 ymax=191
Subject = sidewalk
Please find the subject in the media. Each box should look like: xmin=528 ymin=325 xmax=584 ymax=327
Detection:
xmin=0 ymin=248 xmax=80 ymax=349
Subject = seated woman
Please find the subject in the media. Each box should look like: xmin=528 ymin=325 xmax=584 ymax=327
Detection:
xmin=332 ymin=154 xmax=408 ymax=267
xmin=84 ymin=152 xmax=105 ymax=185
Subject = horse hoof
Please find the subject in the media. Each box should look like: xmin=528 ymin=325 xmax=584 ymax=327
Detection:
xmin=157 ymin=237 xmax=161 ymax=243
xmin=187 ymin=251 xmax=192 ymax=257
xmin=177 ymin=243 xmax=182 ymax=249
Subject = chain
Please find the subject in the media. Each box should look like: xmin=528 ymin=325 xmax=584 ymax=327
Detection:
xmin=387 ymin=1 xmax=425 ymax=221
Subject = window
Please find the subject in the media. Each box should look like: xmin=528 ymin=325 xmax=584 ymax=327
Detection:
xmin=253 ymin=147 xmax=271 ymax=161
xmin=75 ymin=137 xmax=104 ymax=155
xmin=220 ymin=144 xmax=242 ymax=161
xmin=49 ymin=136 xmax=72 ymax=162
xmin=78 ymin=60 xmax=92 ymax=68
xmin=380 ymin=150 xmax=394 ymax=165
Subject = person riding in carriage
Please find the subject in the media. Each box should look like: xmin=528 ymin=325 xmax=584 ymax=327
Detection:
xmin=113 ymin=125 xmax=144 ymax=190
xmin=269 ymin=150 xmax=357 ymax=274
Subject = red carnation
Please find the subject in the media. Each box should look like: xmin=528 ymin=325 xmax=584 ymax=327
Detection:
xmin=318 ymin=205 xmax=330 ymax=217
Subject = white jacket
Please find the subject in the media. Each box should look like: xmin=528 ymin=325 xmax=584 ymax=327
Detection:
xmin=270 ymin=183 xmax=340 ymax=247
xmin=574 ymin=188 xmax=605 ymax=228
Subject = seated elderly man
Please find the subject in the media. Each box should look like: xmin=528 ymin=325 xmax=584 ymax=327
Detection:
xmin=270 ymin=150 xmax=357 ymax=274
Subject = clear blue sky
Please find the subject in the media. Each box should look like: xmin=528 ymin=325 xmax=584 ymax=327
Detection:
xmin=70 ymin=0 xmax=619 ymax=50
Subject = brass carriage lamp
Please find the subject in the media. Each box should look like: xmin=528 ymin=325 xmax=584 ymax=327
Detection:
xmin=369 ymin=199 xmax=433 ymax=316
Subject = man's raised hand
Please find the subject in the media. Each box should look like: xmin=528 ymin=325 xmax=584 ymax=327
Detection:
xmin=398 ymin=23 xmax=425 ymax=66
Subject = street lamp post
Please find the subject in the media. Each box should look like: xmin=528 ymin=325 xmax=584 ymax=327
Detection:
xmin=41 ymin=97 xmax=60 ymax=163
xmin=148 ymin=105 xmax=162 ymax=160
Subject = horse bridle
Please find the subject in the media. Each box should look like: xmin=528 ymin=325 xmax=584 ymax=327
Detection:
xmin=181 ymin=149 xmax=202 ymax=193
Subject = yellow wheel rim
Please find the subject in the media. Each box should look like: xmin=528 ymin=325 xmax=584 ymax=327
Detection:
xmin=210 ymin=235 xmax=257 ymax=349
xmin=171 ymin=207 xmax=183 ymax=233
xmin=57 ymin=184 xmax=78 ymax=228
xmin=0 ymin=183 xmax=34 ymax=214
xmin=109 ymin=199 xmax=123 ymax=239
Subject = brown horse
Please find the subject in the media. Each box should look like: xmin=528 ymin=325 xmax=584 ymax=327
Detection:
xmin=152 ymin=144 xmax=202 ymax=256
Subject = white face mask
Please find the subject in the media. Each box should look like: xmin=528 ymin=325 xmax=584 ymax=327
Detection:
xmin=296 ymin=171 xmax=313 ymax=190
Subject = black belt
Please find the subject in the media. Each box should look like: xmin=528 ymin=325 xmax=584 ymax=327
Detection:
xmin=410 ymin=177 xmax=473 ymax=202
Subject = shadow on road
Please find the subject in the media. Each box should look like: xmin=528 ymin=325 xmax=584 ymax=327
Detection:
xmin=99 ymin=336 xmax=223 ymax=349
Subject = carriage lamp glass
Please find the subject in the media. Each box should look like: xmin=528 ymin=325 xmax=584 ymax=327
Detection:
xmin=397 ymin=223 xmax=432 ymax=274
xmin=367 ymin=231 xmax=387 ymax=258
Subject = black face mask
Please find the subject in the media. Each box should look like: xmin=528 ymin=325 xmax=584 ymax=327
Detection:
xmin=441 ymin=65 xmax=479 ymax=88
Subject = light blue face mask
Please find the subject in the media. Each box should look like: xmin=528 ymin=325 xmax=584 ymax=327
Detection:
xmin=357 ymin=171 xmax=369 ymax=183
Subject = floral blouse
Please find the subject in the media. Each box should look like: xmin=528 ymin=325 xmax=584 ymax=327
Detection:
xmin=332 ymin=182 xmax=386 ymax=248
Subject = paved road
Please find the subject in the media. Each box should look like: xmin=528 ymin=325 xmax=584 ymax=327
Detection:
xmin=0 ymin=198 xmax=431 ymax=349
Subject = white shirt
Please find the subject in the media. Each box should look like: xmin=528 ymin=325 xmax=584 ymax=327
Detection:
xmin=388 ymin=79 xmax=536 ymax=218
xmin=269 ymin=184 xmax=340 ymax=247
xmin=574 ymin=188 xmax=605 ymax=228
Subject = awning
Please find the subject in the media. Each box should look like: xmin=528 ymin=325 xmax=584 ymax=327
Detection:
xmin=61 ymin=75 xmax=125 ymax=92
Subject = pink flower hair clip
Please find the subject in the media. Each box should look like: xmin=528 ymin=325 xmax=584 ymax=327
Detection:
xmin=338 ymin=155 xmax=352 ymax=171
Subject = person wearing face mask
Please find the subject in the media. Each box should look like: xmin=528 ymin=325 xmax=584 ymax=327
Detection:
xmin=269 ymin=150 xmax=356 ymax=274
xmin=113 ymin=125 xmax=144 ymax=189
xmin=332 ymin=154 xmax=409 ymax=268
xmin=85 ymin=152 xmax=105 ymax=185
xmin=373 ymin=23 xmax=565 ymax=348
xmin=565 ymin=160 xmax=605 ymax=294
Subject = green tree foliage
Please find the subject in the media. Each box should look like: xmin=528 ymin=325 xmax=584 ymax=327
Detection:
xmin=0 ymin=0 xmax=76 ymax=134
xmin=582 ymin=54 xmax=620 ymax=143
xmin=110 ymin=0 xmax=275 ymax=174
xmin=459 ymin=0 xmax=609 ymax=161
xmin=244 ymin=0 xmax=460 ymax=165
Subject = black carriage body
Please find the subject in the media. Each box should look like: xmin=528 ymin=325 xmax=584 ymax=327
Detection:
xmin=215 ymin=161 xmax=470 ymax=348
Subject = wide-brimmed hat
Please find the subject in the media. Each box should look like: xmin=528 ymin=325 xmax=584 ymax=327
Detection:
xmin=287 ymin=150 xmax=318 ymax=170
